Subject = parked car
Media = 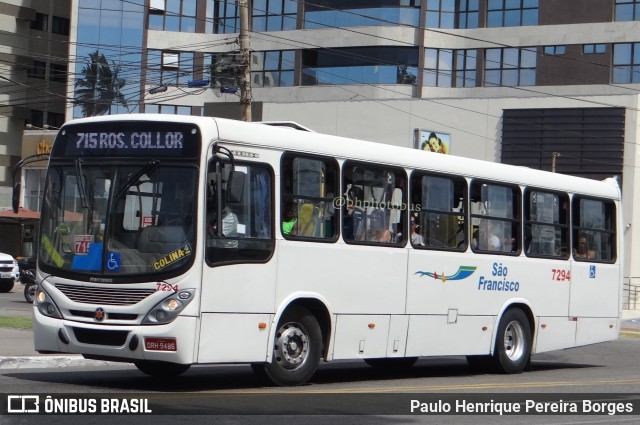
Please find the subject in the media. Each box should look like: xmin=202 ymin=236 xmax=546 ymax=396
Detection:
xmin=0 ymin=252 xmax=20 ymax=293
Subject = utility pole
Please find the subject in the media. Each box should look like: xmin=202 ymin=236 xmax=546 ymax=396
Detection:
xmin=551 ymin=152 xmax=560 ymax=173
xmin=239 ymin=0 xmax=252 ymax=121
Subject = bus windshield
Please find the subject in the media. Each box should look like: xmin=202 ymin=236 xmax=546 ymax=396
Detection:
xmin=39 ymin=161 xmax=198 ymax=279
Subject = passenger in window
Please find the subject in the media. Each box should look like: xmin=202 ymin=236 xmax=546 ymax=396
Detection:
xmin=488 ymin=234 xmax=502 ymax=251
xmin=410 ymin=218 xmax=425 ymax=246
xmin=208 ymin=205 xmax=239 ymax=248
xmin=574 ymin=233 xmax=596 ymax=259
xmin=282 ymin=201 xmax=297 ymax=236
xmin=367 ymin=228 xmax=392 ymax=243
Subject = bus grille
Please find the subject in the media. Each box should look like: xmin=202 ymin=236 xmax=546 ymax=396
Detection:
xmin=72 ymin=327 xmax=129 ymax=346
xmin=55 ymin=284 xmax=156 ymax=306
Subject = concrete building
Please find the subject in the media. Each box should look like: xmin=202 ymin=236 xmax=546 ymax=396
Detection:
xmin=0 ymin=0 xmax=69 ymax=207
xmin=3 ymin=1 xmax=640 ymax=304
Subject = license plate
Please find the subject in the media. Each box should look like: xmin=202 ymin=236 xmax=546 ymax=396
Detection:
xmin=0 ymin=273 xmax=11 ymax=279
xmin=144 ymin=337 xmax=177 ymax=352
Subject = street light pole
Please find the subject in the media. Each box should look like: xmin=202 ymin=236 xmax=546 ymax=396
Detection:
xmin=239 ymin=0 xmax=252 ymax=121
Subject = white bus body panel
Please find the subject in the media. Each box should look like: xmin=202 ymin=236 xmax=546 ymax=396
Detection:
xmin=575 ymin=317 xmax=619 ymax=346
xmin=569 ymin=262 xmax=620 ymax=318
xmin=275 ymin=242 xmax=407 ymax=314
xmin=200 ymin=261 xmax=278 ymax=313
xmin=331 ymin=315 xmax=390 ymax=359
xmin=407 ymin=252 xmax=570 ymax=317
xmin=405 ymin=314 xmax=496 ymax=356
xmin=533 ymin=317 xmax=577 ymax=353
xmin=197 ymin=313 xmax=273 ymax=363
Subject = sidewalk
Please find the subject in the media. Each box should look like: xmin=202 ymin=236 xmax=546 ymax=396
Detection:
xmin=0 ymin=327 xmax=118 ymax=369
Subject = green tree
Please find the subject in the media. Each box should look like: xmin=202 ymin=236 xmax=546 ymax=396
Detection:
xmin=74 ymin=50 xmax=128 ymax=116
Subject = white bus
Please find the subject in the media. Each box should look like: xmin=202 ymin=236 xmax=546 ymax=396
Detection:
xmin=21 ymin=114 xmax=622 ymax=386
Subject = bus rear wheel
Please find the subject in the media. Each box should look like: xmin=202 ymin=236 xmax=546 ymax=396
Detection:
xmin=253 ymin=305 xmax=322 ymax=386
xmin=134 ymin=360 xmax=190 ymax=377
xmin=492 ymin=308 xmax=532 ymax=373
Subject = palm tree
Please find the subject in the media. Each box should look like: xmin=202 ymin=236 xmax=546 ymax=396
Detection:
xmin=74 ymin=50 xmax=128 ymax=116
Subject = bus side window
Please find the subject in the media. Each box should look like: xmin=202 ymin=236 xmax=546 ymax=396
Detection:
xmin=342 ymin=161 xmax=406 ymax=245
xmin=470 ymin=181 xmax=520 ymax=255
xmin=572 ymin=197 xmax=616 ymax=262
xmin=410 ymin=172 xmax=466 ymax=250
xmin=205 ymin=160 xmax=274 ymax=265
xmin=524 ymin=189 xmax=569 ymax=259
xmin=280 ymin=153 xmax=339 ymax=241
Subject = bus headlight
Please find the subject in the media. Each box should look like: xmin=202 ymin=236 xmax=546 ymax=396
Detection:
xmin=35 ymin=287 xmax=62 ymax=319
xmin=142 ymin=289 xmax=195 ymax=325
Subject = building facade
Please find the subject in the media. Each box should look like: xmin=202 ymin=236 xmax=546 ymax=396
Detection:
xmin=0 ymin=0 xmax=69 ymax=207
xmin=3 ymin=1 xmax=640 ymax=302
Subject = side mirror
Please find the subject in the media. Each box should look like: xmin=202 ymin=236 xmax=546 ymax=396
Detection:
xmin=227 ymin=171 xmax=245 ymax=203
xmin=12 ymin=183 xmax=21 ymax=213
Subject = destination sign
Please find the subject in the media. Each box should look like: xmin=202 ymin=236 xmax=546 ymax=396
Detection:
xmin=75 ymin=132 xmax=185 ymax=150
xmin=51 ymin=121 xmax=202 ymax=159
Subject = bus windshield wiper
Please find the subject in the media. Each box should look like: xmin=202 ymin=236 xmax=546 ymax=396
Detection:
xmin=74 ymin=159 xmax=89 ymax=209
xmin=116 ymin=160 xmax=160 ymax=199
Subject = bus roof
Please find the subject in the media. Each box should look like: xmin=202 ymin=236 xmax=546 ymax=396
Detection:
xmin=61 ymin=114 xmax=621 ymax=200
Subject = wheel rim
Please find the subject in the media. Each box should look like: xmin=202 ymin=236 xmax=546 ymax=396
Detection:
xmin=503 ymin=320 xmax=525 ymax=361
xmin=274 ymin=321 xmax=309 ymax=370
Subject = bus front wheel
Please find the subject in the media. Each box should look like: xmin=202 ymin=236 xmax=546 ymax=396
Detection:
xmin=134 ymin=360 xmax=191 ymax=377
xmin=493 ymin=308 xmax=532 ymax=374
xmin=253 ymin=305 xmax=322 ymax=386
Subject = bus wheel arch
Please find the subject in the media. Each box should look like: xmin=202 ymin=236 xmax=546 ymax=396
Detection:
xmin=492 ymin=304 xmax=534 ymax=373
xmin=254 ymin=300 xmax=329 ymax=386
xmin=467 ymin=303 xmax=534 ymax=374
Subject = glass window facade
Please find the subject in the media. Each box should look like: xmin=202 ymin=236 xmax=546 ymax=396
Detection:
xmin=52 ymin=16 xmax=70 ymax=35
xmin=74 ymin=0 xmax=145 ymax=118
xmin=207 ymin=0 xmax=240 ymax=33
xmin=31 ymin=13 xmax=48 ymax=31
xmin=583 ymin=44 xmax=607 ymax=54
xmin=424 ymin=48 xmax=453 ymax=87
xmin=615 ymin=0 xmax=640 ymax=21
xmin=485 ymin=47 xmax=536 ymax=87
xmin=455 ymin=49 xmax=477 ymax=87
xmin=458 ymin=0 xmax=480 ymax=29
xmin=253 ymin=0 xmax=297 ymax=31
xmin=487 ymin=0 xmax=538 ymax=27
xmin=149 ymin=0 xmax=197 ymax=32
xmin=613 ymin=42 xmax=640 ymax=83
xmin=302 ymin=46 xmax=418 ymax=85
xmin=426 ymin=0 xmax=455 ymax=29
xmin=147 ymin=50 xmax=195 ymax=86
xmin=145 ymin=104 xmax=193 ymax=114
xmin=251 ymin=51 xmax=296 ymax=87
xmin=305 ymin=0 xmax=420 ymax=29
xmin=543 ymin=45 xmax=566 ymax=55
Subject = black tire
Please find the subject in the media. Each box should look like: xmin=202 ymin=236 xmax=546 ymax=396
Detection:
xmin=24 ymin=283 xmax=36 ymax=303
xmin=492 ymin=309 xmax=532 ymax=374
xmin=0 ymin=281 xmax=14 ymax=293
xmin=134 ymin=360 xmax=191 ymax=377
xmin=364 ymin=357 xmax=418 ymax=369
xmin=253 ymin=305 xmax=322 ymax=386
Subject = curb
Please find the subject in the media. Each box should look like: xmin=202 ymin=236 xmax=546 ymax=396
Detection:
xmin=0 ymin=356 xmax=124 ymax=370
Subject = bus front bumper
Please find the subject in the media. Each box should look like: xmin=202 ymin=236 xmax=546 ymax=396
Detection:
xmin=33 ymin=309 xmax=197 ymax=365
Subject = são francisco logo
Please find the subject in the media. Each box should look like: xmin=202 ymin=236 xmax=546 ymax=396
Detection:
xmin=414 ymin=265 xmax=477 ymax=283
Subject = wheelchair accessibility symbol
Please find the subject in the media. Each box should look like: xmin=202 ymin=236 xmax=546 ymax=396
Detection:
xmin=106 ymin=252 xmax=121 ymax=272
